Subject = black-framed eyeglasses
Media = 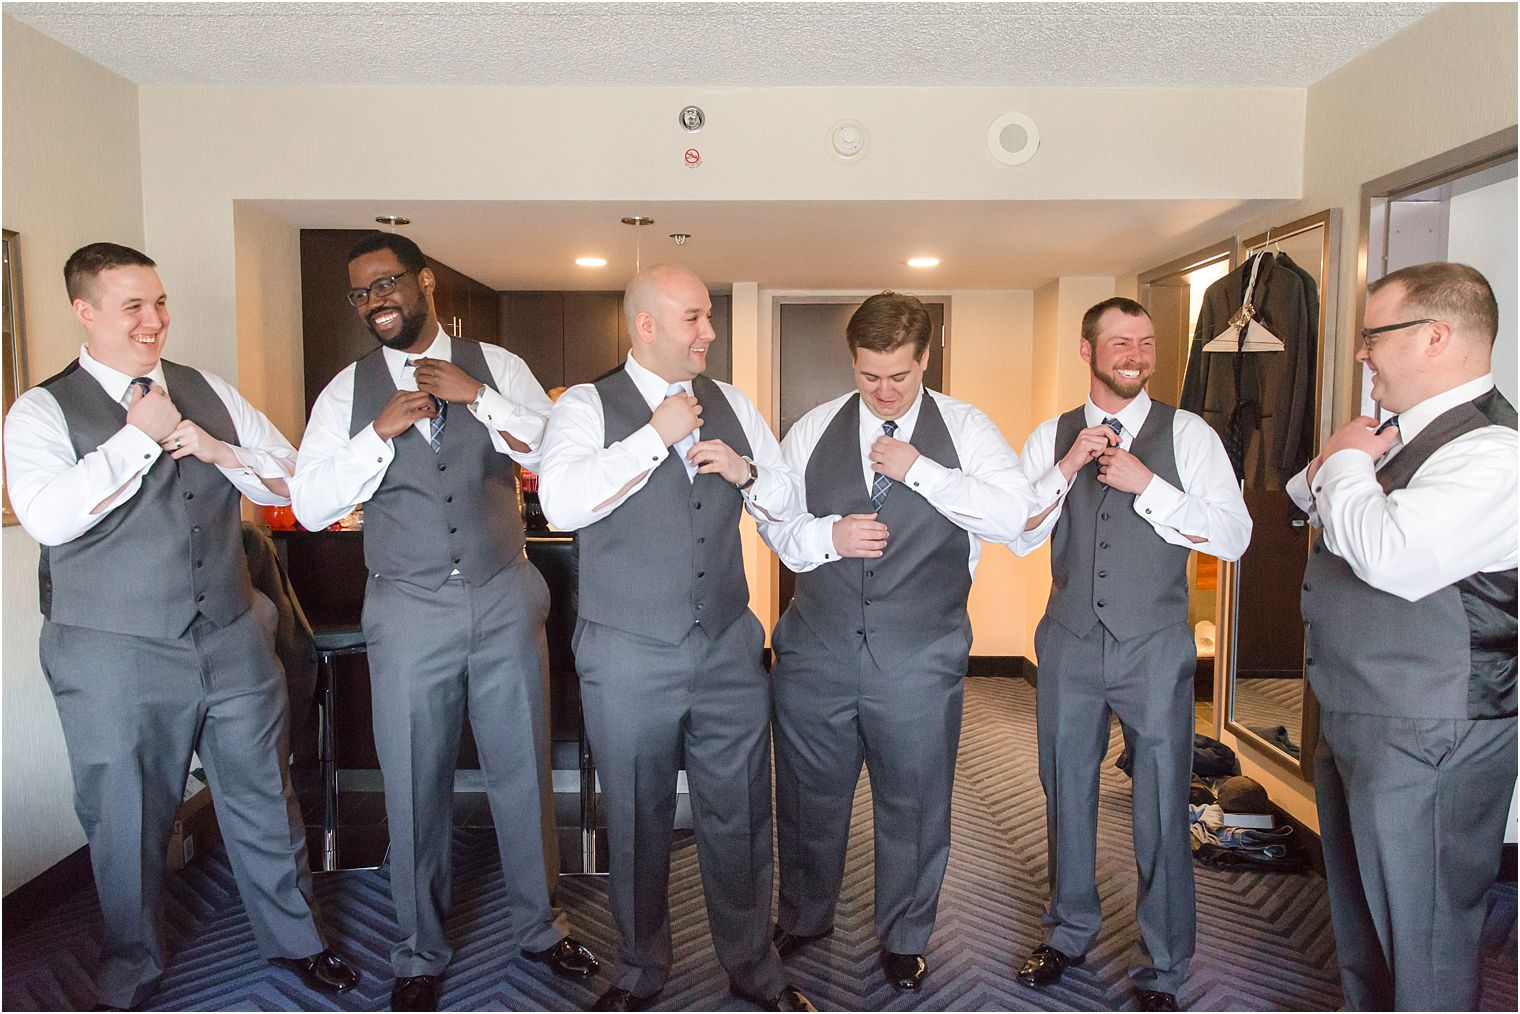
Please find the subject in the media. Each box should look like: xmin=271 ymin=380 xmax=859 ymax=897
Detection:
xmin=347 ymin=269 xmax=415 ymax=307
xmin=1358 ymin=318 xmax=1436 ymax=348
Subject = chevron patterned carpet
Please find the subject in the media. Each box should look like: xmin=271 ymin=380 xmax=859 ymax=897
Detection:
xmin=4 ymin=677 xmax=1515 ymax=1011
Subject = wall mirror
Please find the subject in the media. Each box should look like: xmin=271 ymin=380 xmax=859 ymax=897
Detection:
xmin=1138 ymin=240 xmax=1236 ymax=736
xmin=1210 ymin=209 xmax=1339 ymax=780
xmin=2 ymin=229 xmax=27 ymax=527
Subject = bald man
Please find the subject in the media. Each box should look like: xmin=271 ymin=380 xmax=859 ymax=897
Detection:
xmin=1292 ymin=262 xmax=1516 ymax=1011
xmin=540 ymin=265 xmax=814 ymax=1012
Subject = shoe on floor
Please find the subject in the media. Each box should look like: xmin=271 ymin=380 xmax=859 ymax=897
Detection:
xmin=882 ymin=951 xmax=927 ymax=991
xmin=1016 ymin=943 xmax=1084 ymax=987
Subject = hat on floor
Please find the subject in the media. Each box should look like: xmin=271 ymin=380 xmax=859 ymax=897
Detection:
xmin=1217 ymin=775 xmax=1272 ymax=813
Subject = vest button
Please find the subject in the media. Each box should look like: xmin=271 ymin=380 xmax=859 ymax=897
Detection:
xmin=449 ymin=527 xmax=458 ymax=534
xmin=1096 ymin=600 xmax=1107 ymax=608
xmin=446 ymin=495 xmax=454 ymax=503
xmin=1302 ymin=582 xmax=1310 ymax=591
xmin=438 ymin=463 xmax=447 ymax=471
xmin=195 ymin=560 xmax=203 ymax=569
xmin=453 ymin=557 xmax=461 ymax=564
xmin=1098 ymin=571 xmax=1107 ymax=579
xmin=865 ymin=599 xmax=872 ymax=606
xmin=1100 ymin=512 xmax=1110 ymax=521
xmin=196 ymin=594 xmax=205 ymax=603
xmin=183 ymin=492 xmax=194 ymax=500
xmin=694 ymin=501 xmax=702 ymax=509
xmin=696 ymin=602 xmax=704 ymax=610
xmin=192 ymin=526 xmax=201 ymax=534
xmin=698 ymin=537 xmax=705 ymax=544
xmin=697 ymin=571 xmax=705 ymax=578
xmin=866 ymin=570 xmax=874 ymax=578
xmin=1306 ymin=657 xmax=1314 ymax=666
xmin=1099 ymin=541 xmax=1110 ymax=550
xmin=856 ymin=629 xmax=864 ymax=636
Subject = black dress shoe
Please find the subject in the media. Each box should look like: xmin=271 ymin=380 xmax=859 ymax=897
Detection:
xmin=391 ymin=974 xmax=441 ymax=1012
xmin=1016 ymin=943 xmax=1084 ymax=987
xmin=592 ymin=986 xmax=659 ymax=1012
xmin=522 ymin=936 xmax=601 ymax=977
xmin=270 ymin=949 xmax=360 ymax=993
xmin=771 ymin=922 xmax=832 ymax=959
xmin=731 ymin=982 xmax=817 ymax=1011
xmin=882 ymin=951 xmax=928 ymax=991
xmin=1136 ymin=989 xmax=1179 ymax=1011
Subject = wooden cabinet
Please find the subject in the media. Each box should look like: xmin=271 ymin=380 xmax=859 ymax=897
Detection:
xmin=425 ymin=256 xmax=499 ymax=345
xmin=505 ymin=290 xmax=732 ymax=392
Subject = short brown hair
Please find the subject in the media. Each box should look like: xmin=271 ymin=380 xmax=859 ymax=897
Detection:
xmin=1369 ymin=262 xmax=1499 ymax=344
xmin=847 ymin=291 xmax=933 ymax=357
xmin=1080 ymin=296 xmax=1150 ymax=345
xmin=64 ymin=242 xmax=156 ymax=304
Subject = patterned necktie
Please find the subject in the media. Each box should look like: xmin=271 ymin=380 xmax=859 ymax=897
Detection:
xmin=666 ymin=383 xmax=698 ymax=480
xmin=428 ymin=398 xmax=446 ymax=453
xmin=870 ymin=420 xmax=899 ymax=509
xmin=1103 ymin=415 xmax=1124 ymax=442
xmin=1374 ymin=414 xmax=1400 ymax=466
xmin=128 ymin=376 xmax=153 ymax=404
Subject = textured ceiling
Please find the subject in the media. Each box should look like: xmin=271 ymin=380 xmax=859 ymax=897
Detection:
xmin=245 ymin=197 xmax=1281 ymax=291
xmin=8 ymin=2 xmax=1438 ymax=88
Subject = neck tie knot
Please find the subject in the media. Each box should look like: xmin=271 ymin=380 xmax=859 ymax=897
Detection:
xmin=1375 ymin=414 xmax=1400 ymax=435
xmin=129 ymin=377 xmax=153 ymax=400
xmin=1102 ymin=416 xmax=1123 ymax=438
xmin=882 ymin=420 xmax=898 ymax=438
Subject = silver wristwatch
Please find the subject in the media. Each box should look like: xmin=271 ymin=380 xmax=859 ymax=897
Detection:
xmin=736 ymin=456 xmax=759 ymax=491
xmin=468 ymin=383 xmax=488 ymax=412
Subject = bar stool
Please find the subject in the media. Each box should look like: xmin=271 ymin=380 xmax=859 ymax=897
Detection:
xmin=312 ymin=623 xmax=368 ymax=873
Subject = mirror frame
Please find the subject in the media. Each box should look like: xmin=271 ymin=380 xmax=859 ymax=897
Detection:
xmin=1220 ymin=208 xmax=1339 ymax=782
xmin=2 ymin=229 xmax=27 ymax=527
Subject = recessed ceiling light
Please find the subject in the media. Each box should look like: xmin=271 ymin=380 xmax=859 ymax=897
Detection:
xmin=907 ymin=257 xmax=941 ymax=268
xmin=575 ymin=257 xmax=608 ymax=268
xmin=375 ymin=215 xmax=410 ymax=226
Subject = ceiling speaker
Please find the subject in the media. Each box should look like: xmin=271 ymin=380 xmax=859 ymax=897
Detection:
xmin=987 ymin=111 xmax=1039 ymax=166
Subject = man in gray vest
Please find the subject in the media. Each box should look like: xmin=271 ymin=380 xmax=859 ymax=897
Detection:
xmin=3 ymin=243 xmax=359 ymax=1009
xmin=291 ymin=233 xmax=597 ymax=1012
xmin=756 ymin=291 xmax=1046 ymax=994
xmin=1291 ymin=262 xmax=1516 ymax=1011
xmin=539 ymin=263 xmax=814 ymax=1013
xmin=1013 ymin=297 xmax=1251 ymax=1012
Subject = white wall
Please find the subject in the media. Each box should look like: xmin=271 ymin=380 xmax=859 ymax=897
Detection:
xmin=1 ymin=19 xmax=145 ymax=893
xmin=1448 ymin=175 xmax=1518 ymax=404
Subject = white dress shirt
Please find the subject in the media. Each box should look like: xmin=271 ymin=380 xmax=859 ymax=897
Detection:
xmin=1287 ymin=374 xmax=1517 ymax=602
xmin=290 ymin=327 xmax=553 ymax=530
xmin=757 ymin=387 xmax=1044 ymax=577
xmin=1014 ymin=389 xmax=1252 ymax=562
xmin=538 ymin=352 xmax=801 ymax=530
xmin=4 ymin=345 xmax=297 ymax=547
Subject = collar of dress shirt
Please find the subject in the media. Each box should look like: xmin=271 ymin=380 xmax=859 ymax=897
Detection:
xmin=78 ymin=343 xmax=167 ymax=404
xmin=858 ymin=385 xmax=925 ymax=444
xmin=1083 ymin=387 xmax=1152 ymax=439
xmin=1390 ymin=374 xmax=1496 ymax=445
xmin=624 ymin=352 xmax=692 ymax=410
xmin=381 ymin=325 xmax=452 ymax=387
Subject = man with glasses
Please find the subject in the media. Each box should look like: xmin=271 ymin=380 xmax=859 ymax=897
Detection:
xmin=1292 ymin=262 xmax=1516 ymax=1011
xmin=291 ymin=232 xmax=598 ymax=1011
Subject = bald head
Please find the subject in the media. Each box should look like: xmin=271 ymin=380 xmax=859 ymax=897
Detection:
xmin=623 ymin=263 xmax=716 ymax=382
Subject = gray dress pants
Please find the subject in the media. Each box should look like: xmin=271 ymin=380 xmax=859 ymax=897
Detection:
xmin=772 ymin=611 xmax=967 ymax=954
xmin=574 ymin=610 xmax=788 ymax=1001
xmin=363 ymin=556 xmax=570 ymax=978
xmin=1033 ymin=615 xmax=1196 ymax=994
xmin=39 ymin=594 xmax=325 ymax=1009
xmin=1316 ymin=710 xmax=1517 ymax=1011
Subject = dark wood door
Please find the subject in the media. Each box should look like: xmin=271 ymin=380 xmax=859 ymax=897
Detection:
xmin=300 ymin=229 xmax=386 ymax=418
xmin=502 ymin=292 xmax=565 ymax=391
xmin=562 ymin=292 xmax=622 ymax=386
xmin=467 ymin=279 xmax=501 ymax=346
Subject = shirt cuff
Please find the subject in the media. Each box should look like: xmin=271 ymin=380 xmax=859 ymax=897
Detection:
xmin=221 ymin=444 xmax=291 ymax=481
xmin=354 ymin=423 xmax=396 ymax=466
xmin=117 ymin=424 xmax=165 ymax=469
xmin=1031 ymin=464 xmax=1068 ymax=507
xmin=1315 ymin=447 xmax=1379 ymax=490
xmin=904 ymin=454 xmax=950 ymax=496
xmin=469 ymin=386 xmax=545 ymax=447
xmin=622 ymin=424 xmax=670 ymax=469
xmin=1133 ymin=473 xmax=1184 ymax=523
xmin=809 ymin=514 xmax=843 ymax=563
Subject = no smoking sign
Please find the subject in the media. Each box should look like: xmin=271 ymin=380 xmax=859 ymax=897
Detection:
xmin=683 ymin=148 xmax=702 ymax=169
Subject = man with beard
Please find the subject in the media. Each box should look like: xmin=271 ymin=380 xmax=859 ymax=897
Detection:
xmin=1292 ymin=263 xmax=1515 ymax=1011
xmin=4 ymin=242 xmax=359 ymax=1009
xmin=291 ymin=233 xmax=598 ymax=1011
xmin=756 ymin=291 xmax=1046 ymax=995
xmin=538 ymin=264 xmax=813 ymax=1013
xmin=1011 ymin=297 xmax=1250 ymax=1012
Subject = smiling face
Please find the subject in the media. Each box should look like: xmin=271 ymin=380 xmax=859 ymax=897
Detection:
xmin=853 ymin=342 xmax=929 ymax=421
xmin=630 ymin=266 xmax=715 ymax=382
xmin=1081 ymin=306 xmax=1156 ymax=407
xmin=349 ymin=248 xmax=436 ymax=353
xmin=74 ymin=265 xmax=170 ymax=376
xmin=1358 ymin=282 xmax=1432 ymax=413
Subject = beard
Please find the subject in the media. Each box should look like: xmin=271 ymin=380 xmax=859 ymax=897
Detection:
xmin=367 ymin=305 xmax=428 ymax=351
xmin=1091 ymin=360 xmax=1149 ymax=401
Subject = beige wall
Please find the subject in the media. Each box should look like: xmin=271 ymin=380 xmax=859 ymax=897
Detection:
xmin=232 ymin=203 xmax=306 ymax=443
xmin=1 ymin=18 xmax=145 ymax=893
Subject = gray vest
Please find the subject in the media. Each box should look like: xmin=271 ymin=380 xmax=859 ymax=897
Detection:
xmin=37 ymin=359 xmax=254 ymax=638
xmin=789 ymin=393 xmax=973 ymax=670
xmin=348 ymin=339 xmax=523 ymax=590
xmin=1046 ymin=401 xmax=1192 ymax=641
xmin=576 ymin=368 xmax=753 ymax=646
xmin=1302 ymin=388 xmax=1517 ymax=720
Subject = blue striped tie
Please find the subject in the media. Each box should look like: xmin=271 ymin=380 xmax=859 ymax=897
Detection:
xmin=870 ymin=420 xmax=899 ymax=509
xmin=428 ymin=398 xmax=446 ymax=452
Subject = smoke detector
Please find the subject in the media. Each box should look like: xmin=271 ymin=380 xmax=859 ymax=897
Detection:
xmin=827 ymin=119 xmax=869 ymax=164
xmin=987 ymin=112 xmax=1040 ymax=166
